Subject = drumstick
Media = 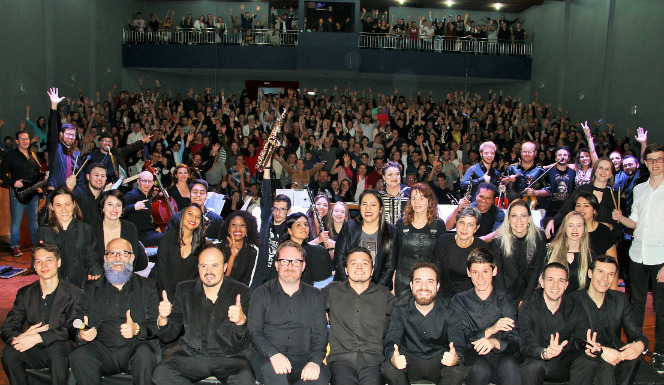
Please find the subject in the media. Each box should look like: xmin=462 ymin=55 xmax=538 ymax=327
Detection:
xmin=618 ymin=186 xmax=621 ymax=212
xmin=74 ymin=155 xmax=92 ymax=178
xmin=609 ymin=188 xmax=618 ymax=210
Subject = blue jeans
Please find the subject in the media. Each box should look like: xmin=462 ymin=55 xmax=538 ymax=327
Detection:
xmin=10 ymin=189 xmax=38 ymax=248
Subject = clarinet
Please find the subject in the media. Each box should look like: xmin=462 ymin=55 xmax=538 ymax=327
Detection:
xmin=305 ymin=185 xmax=333 ymax=251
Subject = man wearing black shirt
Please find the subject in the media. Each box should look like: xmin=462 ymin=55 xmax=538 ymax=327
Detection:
xmin=73 ymin=163 xmax=106 ymax=224
xmin=89 ymin=132 xmax=148 ymax=184
xmin=323 ymin=248 xmax=397 ymax=385
xmin=502 ymin=142 xmax=548 ymax=204
xmin=165 ymin=179 xmax=223 ymax=239
xmin=569 ymin=255 xmax=647 ymax=385
xmin=248 ymin=240 xmax=330 ymax=385
xmin=124 ymin=170 xmax=163 ymax=247
xmin=518 ymin=262 xmax=577 ymax=385
xmin=0 ymin=131 xmax=43 ymax=257
xmin=153 ymin=244 xmax=254 ymax=385
xmin=541 ymin=147 xmax=576 ymax=225
xmin=70 ymin=238 xmax=160 ymax=385
xmin=429 ymin=170 xmax=456 ymax=205
xmin=252 ymin=167 xmax=291 ymax=289
xmin=382 ymin=262 xmax=467 ymax=385
xmin=452 ymin=247 xmax=520 ymax=385
xmin=1 ymin=243 xmax=80 ymax=385
xmin=460 ymin=141 xmax=500 ymax=201
xmin=445 ymin=183 xmax=505 ymax=242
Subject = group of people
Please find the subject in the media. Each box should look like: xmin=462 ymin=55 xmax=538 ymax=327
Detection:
xmin=0 ymin=80 xmax=662 ymax=385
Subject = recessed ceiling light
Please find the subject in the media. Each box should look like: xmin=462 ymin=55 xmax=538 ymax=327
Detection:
xmin=445 ymin=0 xmax=454 ymax=6
xmin=493 ymin=3 xmax=503 ymax=10
xmin=397 ymin=0 xmax=405 ymax=4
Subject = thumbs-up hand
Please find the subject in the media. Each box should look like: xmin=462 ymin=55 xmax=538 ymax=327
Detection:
xmin=79 ymin=315 xmax=97 ymax=342
xmin=228 ymin=294 xmax=246 ymax=325
xmin=391 ymin=345 xmax=407 ymax=370
xmin=158 ymin=290 xmax=172 ymax=322
xmin=120 ymin=310 xmax=137 ymax=339
xmin=442 ymin=342 xmax=459 ymax=366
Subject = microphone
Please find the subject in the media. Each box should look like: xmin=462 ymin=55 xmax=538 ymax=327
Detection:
xmin=73 ymin=319 xmax=90 ymax=330
xmin=100 ymin=146 xmax=110 ymax=165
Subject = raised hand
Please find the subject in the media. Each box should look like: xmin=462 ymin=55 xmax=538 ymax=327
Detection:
xmin=120 ymin=310 xmax=137 ymax=339
xmin=584 ymin=329 xmax=602 ymax=357
xmin=635 ymin=127 xmax=648 ymax=144
xmin=47 ymin=87 xmax=65 ymax=108
xmin=544 ymin=332 xmax=568 ymax=359
xmin=441 ymin=342 xmax=458 ymax=366
xmin=391 ymin=345 xmax=407 ymax=369
xmin=228 ymin=294 xmax=246 ymax=325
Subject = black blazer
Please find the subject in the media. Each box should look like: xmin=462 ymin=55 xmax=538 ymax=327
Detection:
xmin=1 ymin=280 xmax=80 ymax=345
xmin=73 ymin=275 xmax=161 ymax=352
xmin=569 ymin=289 xmax=648 ymax=351
xmin=333 ymin=220 xmax=396 ymax=288
xmin=91 ymin=219 xmax=148 ymax=272
xmin=159 ymin=277 xmax=251 ymax=356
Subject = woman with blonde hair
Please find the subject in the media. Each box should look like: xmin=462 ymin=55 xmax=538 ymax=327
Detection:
xmin=491 ymin=199 xmax=547 ymax=305
xmin=393 ymin=183 xmax=446 ymax=298
xmin=546 ymin=211 xmax=594 ymax=293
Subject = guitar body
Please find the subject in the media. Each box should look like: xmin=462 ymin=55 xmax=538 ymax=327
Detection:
xmin=15 ymin=172 xmax=48 ymax=204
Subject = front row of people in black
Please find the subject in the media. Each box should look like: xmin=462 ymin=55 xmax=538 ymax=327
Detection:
xmin=1 ymin=237 xmax=648 ymax=385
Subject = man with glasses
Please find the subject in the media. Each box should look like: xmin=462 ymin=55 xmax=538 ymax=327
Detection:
xmin=46 ymin=88 xmax=79 ymax=190
xmin=0 ymin=131 xmax=42 ymax=257
xmin=460 ymin=141 xmax=500 ymax=201
xmin=153 ymin=243 xmax=254 ymax=385
xmin=125 ymin=171 xmax=163 ymax=246
xmin=70 ymin=238 xmax=160 ymax=385
xmin=89 ymin=131 xmax=151 ymax=184
xmin=502 ymin=142 xmax=548 ymax=204
xmin=165 ymin=179 xmax=223 ymax=239
xmin=252 ymin=167 xmax=292 ymax=289
xmin=612 ymin=142 xmax=664 ymax=372
xmin=249 ymin=240 xmax=330 ymax=385
xmin=1 ymin=243 xmax=80 ymax=385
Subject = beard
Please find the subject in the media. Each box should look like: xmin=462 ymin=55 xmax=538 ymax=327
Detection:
xmin=104 ymin=260 xmax=134 ymax=285
xmin=413 ymin=290 xmax=436 ymax=306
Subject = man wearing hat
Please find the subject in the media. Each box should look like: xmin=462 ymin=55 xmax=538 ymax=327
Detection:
xmin=89 ymin=131 xmax=152 ymax=184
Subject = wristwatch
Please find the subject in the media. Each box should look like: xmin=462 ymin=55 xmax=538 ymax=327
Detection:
xmin=540 ymin=348 xmax=547 ymax=360
xmin=134 ymin=323 xmax=141 ymax=336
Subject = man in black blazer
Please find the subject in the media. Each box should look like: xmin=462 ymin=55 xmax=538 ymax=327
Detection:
xmin=569 ymin=255 xmax=648 ymax=385
xmin=153 ymin=243 xmax=254 ymax=385
xmin=69 ymin=237 xmax=160 ymax=385
xmin=1 ymin=243 xmax=80 ymax=385
xmin=73 ymin=162 xmax=106 ymax=224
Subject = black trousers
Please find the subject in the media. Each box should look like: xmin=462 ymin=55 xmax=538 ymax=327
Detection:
xmin=329 ymin=361 xmax=383 ymax=385
xmin=1 ymin=341 xmax=70 ymax=385
xmin=630 ymin=261 xmax=664 ymax=353
xmin=520 ymin=350 xmax=577 ymax=385
xmin=380 ymin=350 xmax=467 ymax=385
xmin=570 ymin=353 xmax=641 ymax=385
xmin=464 ymin=350 xmax=521 ymax=385
xmin=251 ymin=353 xmax=330 ymax=385
xmin=69 ymin=341 xmax=156 ymax=385
xmin=152 ymin=349 xmax=255 ymax=385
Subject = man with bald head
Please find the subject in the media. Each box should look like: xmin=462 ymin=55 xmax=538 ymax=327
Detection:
xmin=503 ymin=142 xmax=549 ymax=204
xmin=70 ymin=238 xmax=160 ymax=385
xmin=124 ymin=171 xmax=163 ymax=246
xmin=153 ymin=243 xmax=254 ymax=385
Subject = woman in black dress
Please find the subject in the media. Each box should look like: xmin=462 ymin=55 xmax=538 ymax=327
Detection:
xmin=284 ymin=212 xmax=333 ymax=288
xmin=546 ymin=211 xmax=594 ymax=293
xmin=166 ymin=164 xmax=192 ymax=211
xmin=217 ymin=210 xmax=260 ymax=287
xmin=154 ymin=203 xmax=206 ymax=298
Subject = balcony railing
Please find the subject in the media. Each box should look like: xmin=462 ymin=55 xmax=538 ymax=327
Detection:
xmin=358 ymin=33 xmax=532 ymax=57
xmin=122 ymin=28 xmax=298 ymax=46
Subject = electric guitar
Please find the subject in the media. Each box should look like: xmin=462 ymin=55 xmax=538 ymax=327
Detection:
xmin=15 ymin=172 xmax=49 ymax=204
xmin=103 ymin=173 xmax=141 ymax=191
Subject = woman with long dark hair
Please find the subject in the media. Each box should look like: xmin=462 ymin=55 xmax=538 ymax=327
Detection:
xmin=92 ymin=190 xmax=148 ymax=272
xmin=491 ymin=199 xmax=547 ymax=305
xmin=334 ymin=189 xmax=396 ymax=289
xmin=35 ymin=187 xmax=100 ymax=287
xmin=307 ymin=194 xmax=334 ymax=250
xmin=217 ymin=210 xmax=260 ymax=286
xmin=380 ymin=161 xmax=410 ymax=225
xmin=284 ymin=212 xmax=333 ymax=288
xmin=393 ymin=183 xmax=446 ymax=298
xmin=155 ymin=203 xmax=206 ymax=298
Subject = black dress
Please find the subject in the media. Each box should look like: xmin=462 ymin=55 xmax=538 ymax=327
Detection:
xmin=166 ymin=184 xmax=191 ymax=211
xmin=435 ymin=234 xmax=489 ymax=298
xmin=154 ymin=230 xmax=200 ymax=299
xmin=220 ymin=241 xmax=258 ymax=287
xmin=588 ymin=222 xmax=615 ymax=255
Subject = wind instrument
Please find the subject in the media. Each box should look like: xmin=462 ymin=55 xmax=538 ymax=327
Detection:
xmin=256 ymin=107 xmax=288 ymax=172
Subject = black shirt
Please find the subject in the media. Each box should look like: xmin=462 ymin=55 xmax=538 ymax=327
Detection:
xmin=384 ymin=295 xmax=466 ymax=362
xmin=0 ymin=149 xmax=42 ymax=186
xmin=518 ymin=290 xmax=575 ymax=359
xmin=436 ymin=234 xmax=490 ymax=298
xmin=322 ymin=281 xmax=396 ymax=365
xmin=97 ymin=282 xmax=136 ymax=348
xmin=73 ymin=184 xmax=102 ymax=224
xmin=42 ymin=289 xmax=56 ymax=325
xmin=589 ymin=222 xmax=615 ymax=255
xmin=248 ymin=279 xmax=328 ymax=364
xmin=302 ymin=243 xmax=333 ymax=284
xmin=452 ymin=288 xmax=519 ymax=355
xmin=124 ymin=187 xmax=156 ymax=234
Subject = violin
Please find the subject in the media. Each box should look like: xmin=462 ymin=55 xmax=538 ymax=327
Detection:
xmin=495 ymin=182 xmax=509 ymax=209
xmin=522 ymin=175 xmax=538 ymax=210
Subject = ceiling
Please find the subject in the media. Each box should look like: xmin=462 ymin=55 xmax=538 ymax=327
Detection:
xmin=268 ymin=0 xmax=548 ymax=13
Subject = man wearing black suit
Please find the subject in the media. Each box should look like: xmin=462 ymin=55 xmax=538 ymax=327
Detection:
xmin=165 ymin=179 xmax=223 ymax=240
xmin=153 ymin=243 xmax=254 ymax=385
xmin=1 ymin=243 xmax=80 ymax=385
xmin=69 ymin=237 xmax=160 ymax=385
xmin=569 ymin=255 xmax=648 ymax=385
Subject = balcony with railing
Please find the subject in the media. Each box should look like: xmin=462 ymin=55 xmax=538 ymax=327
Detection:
xmin=122 ymin=27 xmax=532 ymax=81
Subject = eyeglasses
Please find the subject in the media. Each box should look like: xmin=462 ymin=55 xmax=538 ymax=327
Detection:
xmin=105 ymin=250 xmax=133 ymax=258
xmin=272 ymin=207 xmax=288 ymax=213
xmin=646 ymin=157 xmax=664 ymax=165
xmin=277 ymin=259 xmax=303 ymax=267
xmin=522 ymin=151 xmax=535 ymax=154
xmin=139 ymin=179 xmax=154 ymax=184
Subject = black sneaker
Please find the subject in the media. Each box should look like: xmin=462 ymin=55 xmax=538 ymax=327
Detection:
xmin=652 ymin=352 xmax=664 ymax=374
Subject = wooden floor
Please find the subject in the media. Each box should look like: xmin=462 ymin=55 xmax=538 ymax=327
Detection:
xmin=0 ymin=247 xmax=661 ymax=384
